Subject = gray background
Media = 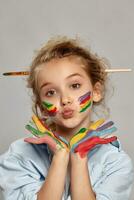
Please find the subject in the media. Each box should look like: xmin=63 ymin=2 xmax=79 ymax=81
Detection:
xmin=0 ymin=0 xmax=134 ymax=199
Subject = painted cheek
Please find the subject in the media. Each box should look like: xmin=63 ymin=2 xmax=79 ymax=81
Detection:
xmin=42 ymin=101 xmax=58 ymax=116
xmin=78 ymin=91 xmax=93 ymax=113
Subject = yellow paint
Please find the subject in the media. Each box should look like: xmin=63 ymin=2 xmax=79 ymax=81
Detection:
xmin=57 ymin=138 xmax=69 ymax=151
xmin=32 ymin=115 xmax=54 ymax=137
xmin=89 ymin=118 xmax=105 ymax=130
xmin=48 ymin=105 xmax=55 ymax=111
xmin=32 ymin=115 xmax=45 ymax=132
xmin=70 ymin=131 xmax=87 ymax=147
xmin=80 ymin=100 xmax=90 ymax=109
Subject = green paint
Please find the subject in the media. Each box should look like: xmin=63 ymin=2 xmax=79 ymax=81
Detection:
xmin=55 ymin=138 xmax=64 ymax=148
xmin=78 ymin=127 xmax=87 ymax=133
xmin=25 ymin=125 xmax=44 ymax=137
xmin=26 ymin=125 xmax=64 ymax=148
xmin=80 ymin=101 xmax=92 ymax=113
xmin=73 ymin=128 xmax=87 ymax=137
xmin=42 ymin=101 xmax=53 ymax=109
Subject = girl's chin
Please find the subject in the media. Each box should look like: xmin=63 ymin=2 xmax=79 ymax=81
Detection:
xmin=56 ymin=118 xmax=83 ymax=130
xmin=54 ymin=112 xmax=91 ymax=131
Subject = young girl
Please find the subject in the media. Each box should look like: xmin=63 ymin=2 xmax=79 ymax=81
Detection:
xmin=0 ymin=36 xmax=133 ymax=200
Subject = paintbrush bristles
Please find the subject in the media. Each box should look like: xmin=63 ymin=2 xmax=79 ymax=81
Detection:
xmin=105 ymin=68 xmax=132 ymax=72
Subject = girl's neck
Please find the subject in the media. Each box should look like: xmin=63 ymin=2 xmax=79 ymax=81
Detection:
xmin=55 ymin=117 xmax=91 ymax=142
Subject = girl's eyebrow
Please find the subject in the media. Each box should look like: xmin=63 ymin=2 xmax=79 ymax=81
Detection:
xmin=40 ymin=82 xmax=52 ymax=90
xmin=66 ymin=73 xmax=84 ymax=79
xmin=40 ymin=73 xmax=83 ymax=90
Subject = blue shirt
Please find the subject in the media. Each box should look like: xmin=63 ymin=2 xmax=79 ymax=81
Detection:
xmin=0 ymin=138 xmax=133 ymax=200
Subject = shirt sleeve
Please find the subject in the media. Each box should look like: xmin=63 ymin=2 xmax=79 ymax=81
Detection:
xmin=94 ymin=146 xmax=134 ymax=200
xmin=0 ymin=152 xmax=44 ymax=200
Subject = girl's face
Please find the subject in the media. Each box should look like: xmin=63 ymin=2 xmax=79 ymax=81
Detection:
xmin=37 ymin=57 xmax=101 ymax=131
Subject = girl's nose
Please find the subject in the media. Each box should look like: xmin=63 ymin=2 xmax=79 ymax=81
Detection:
xmin=61 ymin=96 xmax=73 ymax=106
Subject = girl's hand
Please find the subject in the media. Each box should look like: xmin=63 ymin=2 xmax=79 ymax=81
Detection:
xmin=70 ymin=151 xmax=88 ymax=163
xmin=24 ymin=135 xmax=63 ymax=154
xmin=70 ymin=120 xmax=118 ymax=158
xmin=54 ymin=147 xmax=70 ymax=164
xmin=73 ymin=136 xmax=117 ymax=158
xmin=24 ymin=115 xmax=69 ymax=154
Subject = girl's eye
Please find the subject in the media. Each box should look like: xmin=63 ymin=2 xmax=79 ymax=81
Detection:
xmin=46 ymin=90 xmax=56 ymax=97
xmin=70 ymin=83 xmax=81 ymax=89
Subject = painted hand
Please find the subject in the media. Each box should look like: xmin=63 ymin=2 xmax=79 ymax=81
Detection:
xmin=70 ymin=119 xmax=117 ymax=158
xmin=24 ymin=115 xmax=68 ymax=153
xmin=25 ymin=116 xmax=117 ymax=157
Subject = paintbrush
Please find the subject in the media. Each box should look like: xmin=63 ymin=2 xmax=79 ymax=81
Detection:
xmin=2 ymin=68 xmax=132 ymax=76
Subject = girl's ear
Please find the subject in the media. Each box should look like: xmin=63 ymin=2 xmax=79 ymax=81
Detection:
xmin=92 ymin=82 xmax=102 ymax=103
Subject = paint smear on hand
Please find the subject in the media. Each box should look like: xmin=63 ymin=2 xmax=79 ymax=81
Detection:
xmin=42 ymin=101 xmax=57 ymax=116
xmin=74 ymin=136 xmax=117 ymax=158
xmin=78 ymin=91 xmax=92 ymax=113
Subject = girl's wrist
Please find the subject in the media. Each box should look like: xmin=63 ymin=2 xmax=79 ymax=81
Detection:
xmin=70 ymin=152 xmax=88 ymax=165
xmin=53 ymin=148 xmax=69 ymax=164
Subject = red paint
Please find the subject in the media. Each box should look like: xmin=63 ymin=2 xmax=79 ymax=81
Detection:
xmin=47 ymin=107 xmax=57 ymax=116
xmin=80 ymin=95 xmax=91 ymax=105
xmin=74 ymin=136 xmax=117 ymax=157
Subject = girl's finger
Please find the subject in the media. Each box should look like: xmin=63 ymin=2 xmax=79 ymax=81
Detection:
xmin=24 ymin=135 xmax=57 ymax=152
xmin=74 ymin=136 xmax=117 ymax=153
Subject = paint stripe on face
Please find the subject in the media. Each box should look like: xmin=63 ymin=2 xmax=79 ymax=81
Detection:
xmin=42 ymin=101 xmax=57 ymax=116
xmin=78 ymin=91 xmax=92 ymax=113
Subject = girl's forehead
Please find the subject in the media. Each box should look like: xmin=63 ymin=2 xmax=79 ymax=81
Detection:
xmin=38 ymin=58 xmax=88 ymax=81
xmin=37 ymin=58 xmax=92 ymax=91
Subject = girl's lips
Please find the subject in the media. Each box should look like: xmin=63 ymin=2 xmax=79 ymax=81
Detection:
xmin=62 ymin=109 xmax=74 ymax=119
